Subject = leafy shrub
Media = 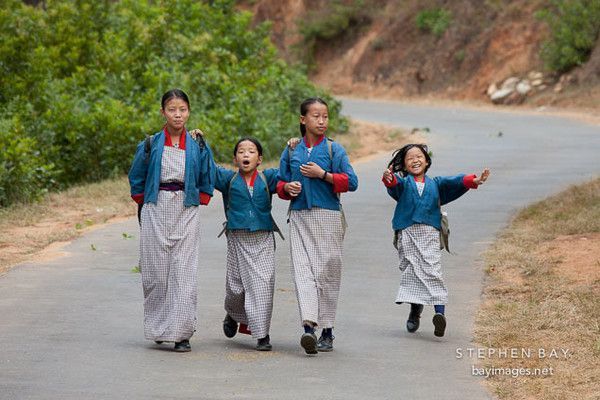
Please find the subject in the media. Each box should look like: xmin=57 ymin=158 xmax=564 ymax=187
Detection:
xmin=0 ymin=0 xmax=346 ymax=205
xmin=537 ymin=0 xmax=600 ymax=73
xmin=415 ymin=8 xmax=452 ymax=37
xmin=296 ymin=0 xmax=371 ymax=66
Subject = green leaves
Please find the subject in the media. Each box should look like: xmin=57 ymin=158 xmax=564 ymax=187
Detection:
xmin=537 ymin=0 xmax=600 ymax=73
xmin=0 ymin=0 xmax=345 ymax=206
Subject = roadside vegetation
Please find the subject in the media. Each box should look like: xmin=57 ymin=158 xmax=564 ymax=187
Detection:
xmin=475 ymin=178 xmax=600 ymax=400
xmin=0 ymin=0 xmax=346 ymax=207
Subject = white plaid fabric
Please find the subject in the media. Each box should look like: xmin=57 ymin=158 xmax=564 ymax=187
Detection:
xmin=139 ymin=146 xmax=201 ymax=342
xmin=289 ymin=207 xmax=344 ymax=328
xmin=395 ymin=223 xmax=448 ymax=305
xmin=224 ymin=230 xmax=276 ymax=339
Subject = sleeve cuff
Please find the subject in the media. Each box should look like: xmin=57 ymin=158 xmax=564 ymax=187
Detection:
xmin=276 ymin=180 xmax=292 ymax=200
xmin=382 ymin=174 xmax=398 ymax=188
xmin=199 ymin=192 xmax=212 ymax=205
xmin=331 ymin=173 xmax=349 ymax=193
xmin=131 ymin=193 xmax=144 ymax=204
xmin=463 ymin=174 xmax=478 ymax=189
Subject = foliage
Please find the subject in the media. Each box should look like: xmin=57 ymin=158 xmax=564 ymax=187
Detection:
xmin=0 ymin=0 xmax=345 ymax=205
xmin=536 ymin=0 xmax=600 ymax=73
xmin=415 ymin=7 xmax=452 ymax=37
xmin=296 ymin=0 xmax=371 ymax=67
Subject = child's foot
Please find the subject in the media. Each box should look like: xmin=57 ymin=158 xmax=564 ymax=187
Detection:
xmin=432 ymin=313 xmax=447 ymax=337
xmin=317 ymin=335 xmax=334 ymax=352
xmin=173 ymin=339 xmax=191 ymax=352
xmin=300 ymin=333 xmax=318 ymax=355
xmin=223 ymin=314 xmax=238 ymax=338
xmin=406 ymin=304 xmax=424 ymax=333
xmin=256 ymin=335 xmax=272 ymax=351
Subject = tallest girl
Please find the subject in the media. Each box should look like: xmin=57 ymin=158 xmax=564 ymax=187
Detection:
xmin=277 ymin=98 xmax=358 ymax=355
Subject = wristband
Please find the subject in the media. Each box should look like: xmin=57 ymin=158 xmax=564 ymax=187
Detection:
xmin=321 ymin=171 xmax=328 ymax=180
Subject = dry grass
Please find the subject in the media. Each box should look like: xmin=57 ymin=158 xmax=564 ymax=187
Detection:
xmin=475 ymin=178 xmax=600 ymax=400
xmin=0 ymin=177 xmax=137 ymax=275
xmin=0 ymin=120 xmax=405 ymax=275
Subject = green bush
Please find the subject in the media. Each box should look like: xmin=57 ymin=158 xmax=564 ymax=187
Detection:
xmin=537 ymin=0 xmax=600 ymax=73
xmin=296 ymin=0 xmax=371 ymax=66
xmin=415 ymin=8 xmax=452 ymax=37
xmin=0 ymin=0 xmax=346 ymax=205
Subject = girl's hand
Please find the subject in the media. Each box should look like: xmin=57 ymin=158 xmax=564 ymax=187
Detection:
xmin=382 ymin=167 xmax=394 ymax=184
xmin=474 ymin=168 xmax=490 ymax=186
xmin=300 ymin=162 xmax=324 ymax=179
xmin=285 ymin=181 xmax=302 ymax=197
xmin=287 ymin=137 xmax=301 ymax=150
xmin=189 ymin=128 xmax=204 ymax=139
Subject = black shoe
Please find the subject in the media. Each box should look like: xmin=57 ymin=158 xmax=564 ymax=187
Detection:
xmin=256 ymin=335 xmax=272 ymax=351
xmin=300 ymin=333 xmax=318 ymax=355
xmin=173 ymin=340 xmax=191 ymax=352
xmin=317 ymin=335 xmax=334 ymax=352
xmin=223 ymin=314 xmax=238 ymax=338
xmin=433 ymin=313 xmax=447 ymax=337
xmin=406 ymin=304 xmax=424 ymax=333
xmin=154 ymin=340 xmax=164 ymax=345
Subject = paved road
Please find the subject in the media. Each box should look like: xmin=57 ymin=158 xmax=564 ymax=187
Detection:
xmin=1 ymin=99 xmax=598 ymax=400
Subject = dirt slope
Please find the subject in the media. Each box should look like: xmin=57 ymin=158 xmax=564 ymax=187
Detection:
xmin=240 ymin=0 xmax=599 ymax=110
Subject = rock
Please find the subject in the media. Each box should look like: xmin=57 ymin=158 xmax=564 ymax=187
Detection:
xmin=528 ymin=71 xmax=543 ymax=81
xmin=501 ymin=76 xmax=520 ymax=91
xmin=516 ymin=80 xmax=532 ymax=95
xmin=504 ymin=90 xmax=525 ymax=105
xmin=487 ymin=83 xmax=498 ymax=97
xmin=538 ymin=84 xmax=547 ymax=91
xmin=490 ymin=87 xmax=514 ymax=103
xmin=532 ymin=78 xmax=543 ymax=86
xmin=554 ymin=83 xmax=563 ymax=93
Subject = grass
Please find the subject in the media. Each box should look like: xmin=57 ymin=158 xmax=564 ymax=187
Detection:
xmin=475 ymin=178 xmax=600 ymax=400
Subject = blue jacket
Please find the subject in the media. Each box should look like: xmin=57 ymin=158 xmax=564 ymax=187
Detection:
xmin=386 ymin=174 xmax=469 ymax=231
xmin=128 ymin=130 xmax=214 ymax=207
xmin=215 ymin=167 xmax=279 ymax=232
xmin=277 ymin=138 xmax=358 ymax=211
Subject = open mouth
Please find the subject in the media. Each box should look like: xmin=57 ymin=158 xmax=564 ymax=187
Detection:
xmin=242 ymin=160 xmax=250 ymax=166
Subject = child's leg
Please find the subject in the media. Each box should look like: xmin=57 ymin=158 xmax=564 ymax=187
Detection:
xmin=434 ymin=305 xmax=445 ymax=314
xmin=406 ymin=303 xmax=424 ymax=333
xmin=224 ymin=236 xmax=247 ymax=326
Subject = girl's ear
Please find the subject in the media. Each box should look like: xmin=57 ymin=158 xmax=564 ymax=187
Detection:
xmin=257 ymin=155 xmax=263 ymax=165
xmin=232 ymin=156 xmax=238 ymax=167
xmin=300 ymin=115 xmax=306 ymax=125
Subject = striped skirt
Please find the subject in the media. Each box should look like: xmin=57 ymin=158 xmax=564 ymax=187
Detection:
xmin=224 ymin=230 xmax=276 ymax=339
xmin=289 ymin=207 xmax=344 ymax=328
xmin=395 ymin=224 xmax=448 ymax=305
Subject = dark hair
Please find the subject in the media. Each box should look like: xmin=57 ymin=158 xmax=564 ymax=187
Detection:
xmin=299 ymin=97 xmax=328 ymax=137
xmin=388 ymin=144 xmax=431 ymax=177
xmin=233 ymin=137 xmax=263 ymax=156
xmin=161 ymin=89 xmax=190 ymax=110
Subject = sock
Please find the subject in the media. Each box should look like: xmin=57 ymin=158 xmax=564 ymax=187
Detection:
xmin=434 ymin=305 xmax=445 ymax=315
xmin=410 ymin=303 xmax=422 ymax=313
xmin=303 ymin=325 xmax=315 ymax=334
xmin=321 ymin=328 xmax=333 ymax=338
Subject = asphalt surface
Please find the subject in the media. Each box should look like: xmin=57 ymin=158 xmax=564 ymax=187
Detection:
xmin=1 ymin=99 xmax=598 ymax=400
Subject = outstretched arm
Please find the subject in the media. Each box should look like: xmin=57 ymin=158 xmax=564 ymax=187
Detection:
xmin=473 ymin=168 xmax=490 ymax=186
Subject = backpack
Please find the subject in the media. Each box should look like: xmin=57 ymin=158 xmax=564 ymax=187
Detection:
xmin=217 ymin=171 xmax=284 ymax=240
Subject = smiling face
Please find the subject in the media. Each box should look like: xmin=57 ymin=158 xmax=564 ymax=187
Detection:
xmin=234 ymin=140 xmax=262 ymax=174
xmin=160 ymin=97 xmax=189 ymax=134
xmin=403 ymin=146 xmax=429 ymax=179
xmin=300 ymin=102 xmax=328 ymax=137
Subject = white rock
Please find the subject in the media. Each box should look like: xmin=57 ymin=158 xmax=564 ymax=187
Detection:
xmin=532 ymin=78 xmax=543 ymax=86
xmin=528 ymin=71 xmax=543 ymax=81
xmin=516 ymin=80 xmax=532 ymax=95
xmin=487 ymin=83 xmax=498 ymax=97
xmin=501 ymin=77 xmax=520 ymax=91
xmin=490 ymin=88 xmax=514 ymax=103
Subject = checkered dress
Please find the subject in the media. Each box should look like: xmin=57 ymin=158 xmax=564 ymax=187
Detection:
xmin=289 ymin=207 xmax=344 ymax=328
xmin=394 ymin=181 xmax=448 ymax=305
xmin=224 ymin=230 xmax=276 ymax=339
xmin=139 ymin=146 xmax=201 ymax=342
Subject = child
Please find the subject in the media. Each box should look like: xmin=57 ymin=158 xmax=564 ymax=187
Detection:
xmin=277 ymin=98 xmax=358 ymax=355
xmin=382 ymin=143 xmax=489 ymax=337
xmin=128 ymin=89 xmax=214 ymax=352
xmin=214 ymin=137 xmax=281 ymax=351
